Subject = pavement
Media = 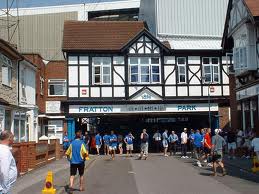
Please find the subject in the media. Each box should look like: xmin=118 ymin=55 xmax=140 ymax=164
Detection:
xmin=71 ymin=154 xmax=259 ymax=194
xmin=11 ymin=153 xmax=259 ymax=194
xmin=11 ymin=155 xmax=97 ymax=194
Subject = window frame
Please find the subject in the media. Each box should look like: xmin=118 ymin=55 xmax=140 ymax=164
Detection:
xmin=202 ymin=57 xmax=220 ymax=84
xmin=1 ymin=53 xmax=12 ymax=87
xmin=40 ymin=76 xmax=44 ymax=95
xmin=128 ymin=57 xmax=161 ymax=84
xmin=48 ymin=79 xmax=67 ymax=96
xmin=177 ymin=57 xmax=187 ymax=84
xmin=92 ymin=57 xmax=112 ymax=85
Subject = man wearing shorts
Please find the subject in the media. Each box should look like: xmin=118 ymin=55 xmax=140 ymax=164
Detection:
xmin=162 ymin=130 xmax=169 ymax=157
xmin=109 ymin=131 xmax=117 ymax=160
xmin=66 ymin=130 xmax=88 ymax=191
xmin=124 ymin=132 xmax=135 ymax=157
xmin=103 ymin=133 xmax=110 ymax=155
xmin=199 ymin=128 xmax=212 ymax=167
xmin=138 ymin=129 xmax=149 ymax=160
xmin=95 ymin=132 xmax=102 ymax=156
xmin=211 ymin=129 xmax=226 ymax=176
xmin=118 ymin=134 xmax=124 ymax=155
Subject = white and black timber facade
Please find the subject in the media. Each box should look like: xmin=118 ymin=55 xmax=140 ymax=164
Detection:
xmin=62 ymin=21 xmax=230 ymax=139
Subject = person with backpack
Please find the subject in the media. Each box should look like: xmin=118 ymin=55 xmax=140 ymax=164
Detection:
xmin=211 ymin=129 xmax=227 ymax=176
xmin=138 ymin=129 xmax=149 ymax=160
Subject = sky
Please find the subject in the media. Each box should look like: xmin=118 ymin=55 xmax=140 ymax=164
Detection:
xmin=0 ymin=0 xmax=126 ymax=9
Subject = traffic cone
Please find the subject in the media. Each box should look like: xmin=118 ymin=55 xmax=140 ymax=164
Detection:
xmin=252 ymin=156 xmax=259 ymax=173
xmin=42 ymin=171 xmax=56 ymax=194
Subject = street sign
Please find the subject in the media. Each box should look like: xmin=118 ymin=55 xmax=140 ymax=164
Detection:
xmin=210 ymin=86 xmax=215 ymax=93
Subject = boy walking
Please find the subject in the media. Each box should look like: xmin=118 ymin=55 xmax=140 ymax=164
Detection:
xmin=109 ymin=131 xmax=117 ymax=160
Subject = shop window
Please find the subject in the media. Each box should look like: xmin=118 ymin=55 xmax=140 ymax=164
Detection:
xmin=129 ymin=57 xmax=160 ymax=84
xmin=48 ymin=79 xmax=66 ymax=96
xmin=79 ymin=56 xmax=89 ymax=65
xmin=68 ymin=56 xmax=78 ymax=65
xmin=92 ymin=57 xmax=111 ymax=85
xmin=202 ymin=57 xmax=220 ymax=83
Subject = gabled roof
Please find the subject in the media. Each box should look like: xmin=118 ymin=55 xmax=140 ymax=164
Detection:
xmin=244 ymin=0 xmax=259 ymax=17
xmin=0 ymin=38 xmax=22 ymax=60
xmin=62 ymin=21 xmax=147 ymax=52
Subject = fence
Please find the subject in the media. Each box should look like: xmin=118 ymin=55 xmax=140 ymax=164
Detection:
xmin=12 ymin=138 xmax=61 ymax=175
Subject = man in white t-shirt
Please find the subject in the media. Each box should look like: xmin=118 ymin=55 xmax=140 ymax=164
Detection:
xmin=251 ymin=135 xmax=259 ymax=160
xmin=0 ymin=131 xmax=17 ymax=194
xmin=181 ymin=128 xmax=188 ymax=158
xmin=237 ymin=129 xmax=243 ymax=148
xmin=153 ymin=130 xmax=161 ymax=153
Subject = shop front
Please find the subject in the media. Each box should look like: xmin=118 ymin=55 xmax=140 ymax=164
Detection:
xmin=65 ymin=102 xmax=221 ymax=140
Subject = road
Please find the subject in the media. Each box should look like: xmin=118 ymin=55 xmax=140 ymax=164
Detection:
xmin=69 ymin=154 xmax=259 ymax=194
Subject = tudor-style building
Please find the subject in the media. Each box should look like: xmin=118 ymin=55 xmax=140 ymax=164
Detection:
xmin=222 ymin=0 xmax=259 ymax=133
xmin=62 ymin=21 xmax=230 ymax=139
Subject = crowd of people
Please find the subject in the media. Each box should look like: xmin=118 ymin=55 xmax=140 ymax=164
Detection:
xmin=63 ymin=127 xmax=259 ymax=178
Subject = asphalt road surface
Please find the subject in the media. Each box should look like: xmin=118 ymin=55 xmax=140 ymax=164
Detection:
xmin=70 ymin=154 xmax=259 ymax=194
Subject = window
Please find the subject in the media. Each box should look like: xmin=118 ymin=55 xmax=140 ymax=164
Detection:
xmin=202 ymin=57 xmax=220 ymax=83
xmin=40 ymin=76 xmax=44 ymax=95
xmin=21 ymin=68 xmax=27 ymax=102
xmin=177 ymin=57 xmax=186 ymax=84
xmin=48 ymin=79 xmax=66 ymax=96
xmin=92 ymin=57 xmax=111 ymax=85
xmin=129 ymin=57 xmax=160 ymax=84
xmin=0 ymin=53 xmax=12 ymax=87
xmin=233 ymin=47 xmax=247 ymax=69
xmin=4 ymin=110 xmax=11 ymax=131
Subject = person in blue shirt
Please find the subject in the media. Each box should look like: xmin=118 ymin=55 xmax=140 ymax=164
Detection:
xmin=63 ymin=131 xmax=70 ymax=154
xmin=95 ymin=132 xmax=102 ymax=156
xmin=124 ymin=132 xmax=135 ymax=157
xmin=66 ymin=130 xmax=88 ymax=191
xmin=103 ymin=133 xmax=110 ymax=155
xmin=193 ymin=129 xmax=203 ymax=167
xmin=162 ymin=130 xmax=169 ymax=157
xmin=168 ymin=130 xmax=178 ymax=156
xmin=109 ymin=130 xmax=117 ymax=160
xmin=189 ymin=129 xmax=195 ymax=158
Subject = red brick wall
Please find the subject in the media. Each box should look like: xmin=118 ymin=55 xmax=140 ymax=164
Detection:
xmin=229 ymin=73 xmax=239 ymax=131
xmin=23 ymin=54 xmax=46 ymax=114
xmin=45 ymin=61 xmax=67 ymax=104
xmin=219 ymin=106 xmax=230 ymax=130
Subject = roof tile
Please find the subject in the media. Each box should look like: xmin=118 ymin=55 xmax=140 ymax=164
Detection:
xmin=244 ymin=0 xmax=259 ymax=17
xmin=62 ymin=21 xmax=146 ymax=51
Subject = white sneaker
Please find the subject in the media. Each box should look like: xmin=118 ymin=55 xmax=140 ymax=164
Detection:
xmin=181 ymin=156 xmax=185 ymax=158
xmin=207 ymin=163 xmax=213 ymax=167
xmin=197 ymin=162 xmax=202 ymax=167
xmin=185 ymin=156 xmax=189 ymax=159
xmin=164 ymin=154 xmax=169 ymax=157
xmin=203 ymin=159 xmax=207 ymax=163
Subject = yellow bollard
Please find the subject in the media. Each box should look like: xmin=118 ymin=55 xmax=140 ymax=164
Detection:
xmin=251 ymin=156 xmax=259 ymax=173
xmin=42 ymin=171 xmax=56 ymax=194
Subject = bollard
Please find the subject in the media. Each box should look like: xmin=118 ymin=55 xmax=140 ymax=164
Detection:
xmin=42 ymin=171 xmax=56 ymax=194
xmin=251 ymin=156 xmax=259 ymax=173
